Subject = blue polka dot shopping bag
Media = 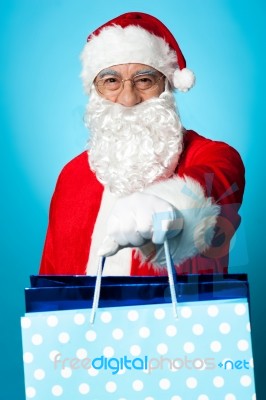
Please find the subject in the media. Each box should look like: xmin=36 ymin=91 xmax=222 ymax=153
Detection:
xmin=21 ymin=247 xmax=256 ymax=400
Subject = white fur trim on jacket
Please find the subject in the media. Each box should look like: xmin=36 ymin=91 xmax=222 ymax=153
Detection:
xmin=80 ymin=25 xmax=177 ymax=94
xmin=139 ymin=176 xmax=220 ymax=269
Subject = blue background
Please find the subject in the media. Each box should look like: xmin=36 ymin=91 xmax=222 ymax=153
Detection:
xmin=1 ymin=0 xmax=265 ymax=398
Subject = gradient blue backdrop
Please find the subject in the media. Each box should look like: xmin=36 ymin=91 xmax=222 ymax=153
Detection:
xmin=1 ymin=0 xmax=265 ymax=398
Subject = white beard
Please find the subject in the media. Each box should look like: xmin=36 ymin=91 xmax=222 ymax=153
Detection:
xmin=85 ymin=87 xmax=184 ymax=196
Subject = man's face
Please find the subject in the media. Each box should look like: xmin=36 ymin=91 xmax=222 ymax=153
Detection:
xmin=94 ymin=63 xmax=165 ymax=106
xmin=86 ymin=70 xmax=183 ymax=196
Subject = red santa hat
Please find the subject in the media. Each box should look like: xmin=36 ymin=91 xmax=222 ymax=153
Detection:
xmin=80 ymin=12 xmax=195 ymax=94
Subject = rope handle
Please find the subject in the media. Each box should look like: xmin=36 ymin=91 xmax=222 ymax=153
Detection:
xmin=90 ymin=256 xmax=106 ymax=324
xmin=89 ymin=239 xmax=178 ymax=324
xmin=164 ymin=239 xmax=179 ymax=319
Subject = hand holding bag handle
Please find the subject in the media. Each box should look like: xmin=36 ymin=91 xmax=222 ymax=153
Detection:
xmin=90 ymin=239 xmax=178 ymax=324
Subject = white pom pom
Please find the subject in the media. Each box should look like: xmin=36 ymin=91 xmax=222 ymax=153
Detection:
xmin=173 ymin=68 xmax=196 ymax=92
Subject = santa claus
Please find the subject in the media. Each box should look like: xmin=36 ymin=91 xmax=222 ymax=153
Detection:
xmin=39 ymin=12 xmax=245 ymax=276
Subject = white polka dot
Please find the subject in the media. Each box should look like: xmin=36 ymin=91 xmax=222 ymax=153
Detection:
xmin=33 ymin=369 xmax=45 ymax=380
xmin=130 ymin=345 xmax=141 ymax=356
xmin=26 ymin=387 xmax=36 ymax=398
xmin=207 ymin=305 xmax=219 ymax=317
xmin=103 ymin=346 xmax=115 ymax=357
xmin=105 ymin=381 xmax=117 ymax=393
xmin=23 ymin=352 xmax=34 ymax=364
xmin=172 ymin=359 xmax=183 ymax=369
xmin=51 ymin=385 xmax=63 ymax=396
xmin=21 ymin=317 xmax=32 ymax=329
xmin=74 ymin=313 xmax=86 ymax=325
xmin=101 ymin=311 xmax=112 ymax=323
xmin=240 ymin=375 xmax=252 ymax=387
xmin=49 ymin=350 xmax=60 ymax=362
xmin=145 ymin=397 xmax=155 ymax=400
xmin=31 ymin=334 xmax=43 ymax=345
xmin=249 ymin=358 xmax=254 ymax=368
xmin=127 ymin=310 xmax=139 ymax=321
xmin=183 ymin=342 xmax=195 ymax=354
xmin=79 ymin=383 xmax=90 ymax=394
xmin=198 ymin=395 xmax=209 ymax=400
xmin=132 ymin=380 xmax=144 ymax=391
xmin=213 ymin=376 xmax=224 ymax=388
xmin=76 ymin=348 xmax=88 ymax=359
xmin=224 ymin=394 xmax=236 ymax=400
xmin=88 ymin=367 xmax=99 ymax=376
xmin=58 ymin=332 xmax=70 ymax=344
xmin=118 ymin=368 xmax=126 ymax=375
xmin=157 ymin=343 xmax=168 ymax=355
xmin=192 ymin=324 xmax=204 ymax=335
xmin=171 ymin=397 xmax=182 ymax=400
xmin=112 ymin=328 xmax=124 ymax=340
xmin=154 ymin=308 xmax=166 ymax=319
xmin=210 ymin=341 xmax=222 ymax=352
xmin=47 ymin=315 xmax=58 ymax=327
xmin=166 ymin=325 xmax=177 ymax=337
xmin=234 ymin=303 xmax=246 ymax=316
xmin=252 ymin=394 xmax=256 ymax=400
xmin=246 ymin=322 xmax=251 ymax=332
xmin=61 ymin=367 xmax=72 ymax=378
xmin=159 ymin=378 xmax=171 ymax=390
xmin=186 ymin=377 xmax=197 ymax=389
xmin=219 ymin=322 xmax=231 ymax=334
xmin=85 ymin=330 xmax=97 ymax=342
xmin=237 ymin=339 xmax=249 ymax=351
xmin=139 ymin=327 xmax=151 ymax=338
xmin=194 ymin=359 xmax=205 ymax=369
xmin=181 ymin=306 xmax=192 ymax=318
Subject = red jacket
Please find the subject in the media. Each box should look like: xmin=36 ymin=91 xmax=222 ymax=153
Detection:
xmin=40 ymin=130 xmax=245 ymax=276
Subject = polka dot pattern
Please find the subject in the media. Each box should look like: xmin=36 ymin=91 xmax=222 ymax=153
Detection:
xmin=61 ymin=367 xmax=72 ymax=379
xmin=51 ymin=385 xmax=63 ymax=396
xmin=33 ymin=369 xmax=45 ymax=380
xmin=47 ymin=316 xmax=58 ymax=327
xmin=58 ymin=332 xmax=70 ymax=344
xmin=139 ymin=327 xmax=151 ymax=338
xmin=74 ymin=313 xmax=86 ymax=325
xmin=106 ymin=381 xmax=117 ymax=393
xmin=78 ymin=383 xmax=90 ymax=394
xmin=26 ymin=387 xmax=36 ymax=398
xmin=192 ymin=324 xmax=204 ymax=335
xmin=21 ymin=300 xmax=255 ymax=399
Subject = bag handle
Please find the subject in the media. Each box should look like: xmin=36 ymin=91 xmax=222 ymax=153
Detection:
xmin=90 ymin=256 xmax=106 ymax=324
xmin=164 ymin=239 xmax=179 ymax=319
xmin=90 ymin=239 xmax=178 ymax=324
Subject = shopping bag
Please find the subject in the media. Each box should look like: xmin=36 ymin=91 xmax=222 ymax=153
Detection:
xmin=21 ymin=246 xmax=256 ymax=399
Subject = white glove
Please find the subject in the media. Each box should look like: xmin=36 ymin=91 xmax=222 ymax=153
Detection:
xmin=98 ymin=192 xmax=183 ymax=257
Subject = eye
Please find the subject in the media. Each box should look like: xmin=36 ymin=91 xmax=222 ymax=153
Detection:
xmin=102 ymin=76 xmax=121 ymax=91
xmin=134 ymin=75 xmax=157 ymax=89
xmin=104 ymin=77 xmax=119 ymax=84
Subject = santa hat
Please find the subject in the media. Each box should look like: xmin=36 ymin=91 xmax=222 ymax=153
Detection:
xmin=80 ymin=12 xmax=195 ymax=94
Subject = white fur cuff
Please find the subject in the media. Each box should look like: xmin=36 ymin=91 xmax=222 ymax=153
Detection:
xmin=141 ymin=176 xmax=220 ymax=268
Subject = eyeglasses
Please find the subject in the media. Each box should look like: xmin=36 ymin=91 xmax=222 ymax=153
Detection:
xmin=95 ymin=73 xmax=165 ymax=95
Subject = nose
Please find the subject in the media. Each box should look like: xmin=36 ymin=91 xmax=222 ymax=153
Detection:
xmin=115 ymin=80 xmax=141 ymax=107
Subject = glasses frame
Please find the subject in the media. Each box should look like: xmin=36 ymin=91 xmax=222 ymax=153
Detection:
xmin=94 ymin=73 xmax=165 ymax=95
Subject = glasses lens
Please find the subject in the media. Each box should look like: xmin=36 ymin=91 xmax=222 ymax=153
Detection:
xmin=96 ymin=77 xmax=122 ymax=94
xmin=133 ymin=74 xmax=160 ymax=91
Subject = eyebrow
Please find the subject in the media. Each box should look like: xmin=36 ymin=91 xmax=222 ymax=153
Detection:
xmin=97 ymin=69 xmax=120 ymax=78
xmin=134 ymin=69 xmax=158 ymax=76
xmin=97 ymin=68 xmax=159 ymax=79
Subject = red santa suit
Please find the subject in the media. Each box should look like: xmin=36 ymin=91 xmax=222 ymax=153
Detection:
xmin=39 ymin=130 xmax=245 ymax=276
xmin=40 ymin=13 xmax=245 ymax=275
